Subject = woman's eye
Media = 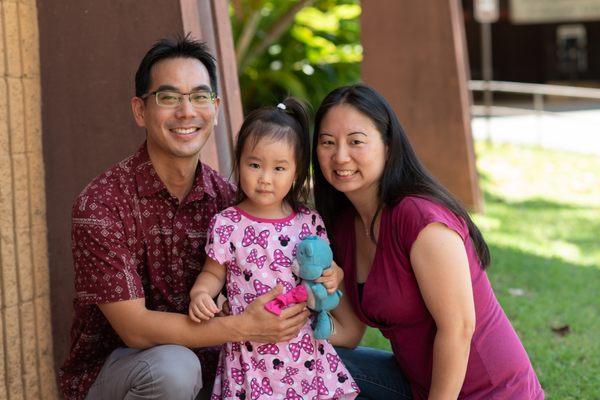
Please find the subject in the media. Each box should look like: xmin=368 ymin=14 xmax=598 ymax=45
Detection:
xmin=351 ymin=140 xmax=364 ymax=145
xmin=319 ymin=140 xmax=333 ymax=146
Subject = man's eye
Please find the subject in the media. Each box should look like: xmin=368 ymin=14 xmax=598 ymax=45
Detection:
xmin=191 ymin=93 xmax=209 ymax=101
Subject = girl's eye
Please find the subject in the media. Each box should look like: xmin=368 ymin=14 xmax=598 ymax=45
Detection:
xmin=248 ymin=163 xmax=260 ymax=169
xmin=275 ymin=166 xmax=286 ymax=172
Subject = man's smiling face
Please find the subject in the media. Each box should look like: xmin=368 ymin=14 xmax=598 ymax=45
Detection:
xmin=132 ymin=57 xmax=220 ymax=163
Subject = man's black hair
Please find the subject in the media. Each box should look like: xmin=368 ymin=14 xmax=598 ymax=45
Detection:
xmin=135 ymin=34 xmax=218 ymax=97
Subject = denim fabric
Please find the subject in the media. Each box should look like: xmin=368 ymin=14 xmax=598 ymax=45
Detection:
xmin=85 ymin=345 xmax=205 ymax=400
xmin=335 ymin=346 xmax=413 ymax=399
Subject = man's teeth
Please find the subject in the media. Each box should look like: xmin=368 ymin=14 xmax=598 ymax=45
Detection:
xmin=335 ymin=170 xmax=356 ymax=176
xmin=171 ymin=127 xmax=198 ymax=134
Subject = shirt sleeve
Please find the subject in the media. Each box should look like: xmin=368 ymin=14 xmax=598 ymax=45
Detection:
xmin=71 ymin=195 xmax=144 ymax=305
xmin=395 ymin=197 xmax=468 ymax=255
xmin=204 ymin=213 xmax=230 ymax=266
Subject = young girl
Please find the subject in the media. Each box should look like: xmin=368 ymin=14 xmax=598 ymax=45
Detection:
xmin=189 ymin=98 xmax=359 ymax=400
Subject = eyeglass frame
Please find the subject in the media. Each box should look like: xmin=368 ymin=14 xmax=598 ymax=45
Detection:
xmin=140 ymin=90 xmax=217 ymax=108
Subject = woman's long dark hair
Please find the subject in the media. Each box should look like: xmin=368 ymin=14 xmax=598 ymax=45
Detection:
xmin=233 ymin=97 xmax=310 ymax=212
xmin=312 ymin=84 xmax=490 ymax=268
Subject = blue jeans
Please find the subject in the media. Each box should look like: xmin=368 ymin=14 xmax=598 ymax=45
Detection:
xmin=85 ymin=345 xmax=212 ymax=400
xmin=335 ymin=346 xmax=412 ymax=399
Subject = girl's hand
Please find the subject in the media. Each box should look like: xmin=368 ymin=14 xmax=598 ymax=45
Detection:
xmin=314 ymin=261 xmax=344 ymax=294
xmin=189 ymin=292 xmax=221 ymax=323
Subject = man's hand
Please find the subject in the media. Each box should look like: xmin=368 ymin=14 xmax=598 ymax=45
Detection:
xmin=314 ymin=260 xmax=344 ymax=294
xmin=189 ymin=291 xmax=221 ymax=322
xmin=240 ymin=285 xmax=309 ymax=343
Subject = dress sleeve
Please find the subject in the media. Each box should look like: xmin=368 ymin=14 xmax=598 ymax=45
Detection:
xmin=394 ymin=197 xmax=468 ymax=255
xmin=71 ymin=195 xmax=144 ymax=305
xmin=204 ymin=213 xmax=231 ymax=265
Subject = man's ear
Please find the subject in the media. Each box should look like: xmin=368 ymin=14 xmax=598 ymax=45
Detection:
xmin=131 ymin=97 xmax=146 ymax=127
xmin=213 ymin=96 xmax=221 ymax=127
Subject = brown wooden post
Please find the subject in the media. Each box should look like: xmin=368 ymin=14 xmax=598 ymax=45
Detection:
xmin=361 ymin=0 xmax=482 ymax=210
xmin=36 ymin=0 xmax=243 ymax=378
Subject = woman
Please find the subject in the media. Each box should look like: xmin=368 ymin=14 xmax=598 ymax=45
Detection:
xmin=313 ymin=84 xmax=544 ymax=399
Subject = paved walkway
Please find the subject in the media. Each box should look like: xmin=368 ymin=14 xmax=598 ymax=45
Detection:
xmin=471 ymin=104 xmax=600 ymax=156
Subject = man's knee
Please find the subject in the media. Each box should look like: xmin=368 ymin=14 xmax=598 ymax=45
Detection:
xmin=140 ymin=345 xmax=203 ymax=398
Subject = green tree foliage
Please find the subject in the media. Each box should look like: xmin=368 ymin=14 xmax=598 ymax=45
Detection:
xmin=230 ymin=0 xmax=362 ymax=112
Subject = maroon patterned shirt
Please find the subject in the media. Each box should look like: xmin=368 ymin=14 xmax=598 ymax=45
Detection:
xmin=58 ymin=143 xmax=236 ymax=400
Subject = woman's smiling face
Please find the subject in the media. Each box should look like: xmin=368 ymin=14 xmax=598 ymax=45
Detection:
xmin=316 ymin=103 xmax=388 ymax=201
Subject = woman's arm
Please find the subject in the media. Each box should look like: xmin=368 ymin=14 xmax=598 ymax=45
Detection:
xmin=410 ymin=222 xmax=476 ymax=400
xmin=328 ymin=288 xmax=366 ymax=348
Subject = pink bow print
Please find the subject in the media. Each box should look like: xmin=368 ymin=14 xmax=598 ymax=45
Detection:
xmin=277 ymin=278 xmax=294 ymax=293
xmin=298 ymin=223 xmax=311 ymax=240
xmin=272 ymin=220 xmax=292 ymax=232
xmin=298 ymin=205 xmax=311 ymax=214
xmin=315 ymin=359 xmax=325 ymax=374
xmin=334 ymin=387 xmax=345 ymax=399
xmin=231 ymin=355 xmax=250 ymax=384
xmin=283 ymin=387 xmax=303 ymax=400
xmin=242 ymin=226 xmax=270 ymax=248
xmin=228 ymin=342 xmax=241 ymax=361
xmin=215 ymin=224 xmax=234 ymax=244
xmin=250 ymin=357 xmax=266 ymax=372
xmin=221 ymin=208 xmax=241 ymax=222
xmin=254 ymin=279 xmax=271 ymax=295
xmin=228 ymin=260 xmax=242 ymax=276
xmin=300 ymin=376 xmax=329 ymax=396
xmin=280 ymin=366 xmax=299 ymax=385
xmin=326 ymin=352 xmax=340 ymax=372
xmin=246 ymin=248 xmax=267 ymax=269
xmin=288 ymin=333 xmax=314 ymax=361
xmin=264 ymin=286 xmax=307 ymax=315
xmin=256 ymin=343 xmax=279 ymax=355
xmin=227 ymin=281 xmax=241 ymax=297
xmin=269 ymin=249 xmax=292 ymax=272
xmin=250 ymin=377 xmax=273 ymax=400
xmin=222 ymin=380 xmax=232 ymax=398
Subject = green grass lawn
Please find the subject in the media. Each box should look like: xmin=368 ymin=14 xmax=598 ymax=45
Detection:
xmin=361 ymin=142 xmax=600 ymax=399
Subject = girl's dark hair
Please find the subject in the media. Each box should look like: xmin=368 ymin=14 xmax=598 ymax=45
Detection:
xmin=233 ymin=97 xmax=311 ymax=212
xmin=312 ymin=84 xmax=490 ymax=268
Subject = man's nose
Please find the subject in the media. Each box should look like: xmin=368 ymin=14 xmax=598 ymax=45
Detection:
xmin=175 ymin=95 xmax=197 ymax=118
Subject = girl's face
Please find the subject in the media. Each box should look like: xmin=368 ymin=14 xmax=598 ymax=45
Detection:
xmin=239 ymin=136 xmax=297 ymax=215
xmin=316 ymin=104 xmax=388 ymax=202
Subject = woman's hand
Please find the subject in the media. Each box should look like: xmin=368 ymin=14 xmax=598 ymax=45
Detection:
xmin=314 ymin=260 xmax=344 ymax=294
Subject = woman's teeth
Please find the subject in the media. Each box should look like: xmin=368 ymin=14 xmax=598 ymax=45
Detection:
xmin=335 ymin=170 xmax=356 ymax=176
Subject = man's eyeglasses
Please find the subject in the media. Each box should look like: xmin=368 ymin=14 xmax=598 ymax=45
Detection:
xmin=141 ymin=90 xmax=216 ymax=108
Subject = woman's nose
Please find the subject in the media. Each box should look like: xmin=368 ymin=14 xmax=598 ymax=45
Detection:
xmin=333 ymin=144 xmax=351 ymax=163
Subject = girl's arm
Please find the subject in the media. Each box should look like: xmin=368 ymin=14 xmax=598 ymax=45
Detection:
xmin=328 ymin=288 xmax=366 ymax=348
xmin=410 ymin=222 xmax=476 ymax=400
xmin=190 ymin=257 xmax=227 ymax=299
xmin=189 ymin=258 xmax=228 ymax=321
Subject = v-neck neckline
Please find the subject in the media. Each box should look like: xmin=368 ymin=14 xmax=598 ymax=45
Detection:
xmin=350 ymin=207 xmax=385 ymax=305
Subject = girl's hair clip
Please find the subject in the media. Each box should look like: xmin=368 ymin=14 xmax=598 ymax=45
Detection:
xmin=276 ymin=103 xmax=287 ymax=110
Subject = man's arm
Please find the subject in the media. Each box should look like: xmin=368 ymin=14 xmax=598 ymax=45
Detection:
xmin=99 ymin=285 xmax=310 ymax=349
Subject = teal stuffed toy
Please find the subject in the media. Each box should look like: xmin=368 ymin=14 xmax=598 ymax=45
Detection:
xmin=292 ymin=235 xmax=342 ymax=340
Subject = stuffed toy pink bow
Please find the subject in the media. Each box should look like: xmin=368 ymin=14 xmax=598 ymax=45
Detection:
xmin=264 ymin=286 xmax=308 ymax=315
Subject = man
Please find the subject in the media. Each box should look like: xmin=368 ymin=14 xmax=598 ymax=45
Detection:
xmin=59 ymin=36 xmax=310 ymax=400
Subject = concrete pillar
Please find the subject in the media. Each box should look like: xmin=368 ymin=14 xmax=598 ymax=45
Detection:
xmin=361 ymin=0 xmax=482 ymax=210
xmin=0 ymin=0 xmax=58 ymax=398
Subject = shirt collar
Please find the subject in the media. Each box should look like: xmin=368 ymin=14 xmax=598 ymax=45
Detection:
xmin=133 ymin=142 xmax=217 ymax=202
